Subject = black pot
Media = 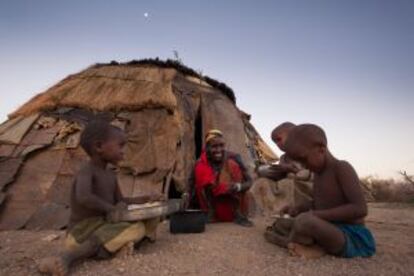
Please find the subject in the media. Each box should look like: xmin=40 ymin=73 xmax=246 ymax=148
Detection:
xmin=169 ymin=209 xmax=207 ymax=234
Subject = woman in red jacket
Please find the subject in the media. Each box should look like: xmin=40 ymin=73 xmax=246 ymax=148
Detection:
xmin=194 ymin=129 xmax=253 ymax=227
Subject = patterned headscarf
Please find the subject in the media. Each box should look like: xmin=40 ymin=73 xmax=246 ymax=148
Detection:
xmin=205 ymin=129 xmax=223 ymax=144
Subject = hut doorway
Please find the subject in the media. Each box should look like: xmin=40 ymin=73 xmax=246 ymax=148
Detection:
xmin=194 ymin=109 xmax=203 ymax=159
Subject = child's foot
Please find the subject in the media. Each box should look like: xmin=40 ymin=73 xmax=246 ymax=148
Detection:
xmin=145 ymin=232 xmax=157 ymax=243
xmin=133 ymin=236 xmax=155 ymax=250
xmin=38 ymin=257 xmax=68 ymax=276
xmin=95 ymin=246 xmax=112 ymax=260
xmin=264 ymin=230 xmax=288 ymax=247
xmin=287 ymin=242 xmax=326 ymax=259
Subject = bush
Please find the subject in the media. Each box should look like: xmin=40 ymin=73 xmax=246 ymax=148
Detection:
xmin=361 ymin=175 xmax=414 ymax=203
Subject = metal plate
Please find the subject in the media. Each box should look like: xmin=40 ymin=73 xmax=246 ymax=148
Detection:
xmin=119 ymin=199 xmax=181 ymax=221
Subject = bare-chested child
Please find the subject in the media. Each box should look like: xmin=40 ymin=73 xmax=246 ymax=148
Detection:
xmin=264 ymin=124 xmax=376 ymax=258
xmin=38 ymin=120 xmax=163 ymax=275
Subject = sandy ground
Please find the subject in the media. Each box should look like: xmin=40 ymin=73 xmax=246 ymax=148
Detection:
xmin=0 ymin=203 xmax=413 ymax=276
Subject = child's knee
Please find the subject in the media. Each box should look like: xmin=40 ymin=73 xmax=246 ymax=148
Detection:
xmin=293 ymin=212 xmax=317 ymax=234
xmin=103 ymin=222 xmax=145 ymax=253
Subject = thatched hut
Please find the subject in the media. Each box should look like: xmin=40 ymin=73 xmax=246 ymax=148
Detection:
xmin=0 ymin=59 xmax=278 ymax=230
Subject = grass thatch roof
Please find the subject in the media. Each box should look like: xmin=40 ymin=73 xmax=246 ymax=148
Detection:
xmin=9 ymin=59 xmax=236 ymax=119
xmin=93 ymin=59 xmax=236 ymax=103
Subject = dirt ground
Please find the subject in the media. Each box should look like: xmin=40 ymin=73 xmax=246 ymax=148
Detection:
xmin=1 ymin=203 xmax=413 ymax=276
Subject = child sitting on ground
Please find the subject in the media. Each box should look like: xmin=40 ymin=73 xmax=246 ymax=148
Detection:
xmin=264 ymin=124 xmax=376 ymax=258
xmin=38 ymin=120 xmax=163 ymax=275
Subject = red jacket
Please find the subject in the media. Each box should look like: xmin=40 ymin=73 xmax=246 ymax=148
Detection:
xmin=194 ymin=151 xmax=245 ymax=221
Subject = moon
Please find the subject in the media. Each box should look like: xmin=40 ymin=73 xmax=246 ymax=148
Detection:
xmin=144 ymin=12 xmax=149 ymax=18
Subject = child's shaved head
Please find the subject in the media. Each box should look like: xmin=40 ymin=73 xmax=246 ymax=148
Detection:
xmin=271 ymin=122 xmax=296 ymax=140
xmin=80 ymin=120 xmax=122 ymax=156
xmin=285 ymin=124 xmax=327 ymax=158
xmin=271 ymin=122 xmax=296 ymax=151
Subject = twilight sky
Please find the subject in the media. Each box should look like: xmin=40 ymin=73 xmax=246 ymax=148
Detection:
xmin=0 ymin=0 xmax=413 ymax=178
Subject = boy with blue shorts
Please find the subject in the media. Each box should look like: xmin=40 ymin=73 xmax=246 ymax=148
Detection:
xmin=265 ymin=124 xmax=375 ymax=258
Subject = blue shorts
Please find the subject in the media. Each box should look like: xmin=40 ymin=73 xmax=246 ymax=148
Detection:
xmin=335 ymin=223 xmax=376 ymax=258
